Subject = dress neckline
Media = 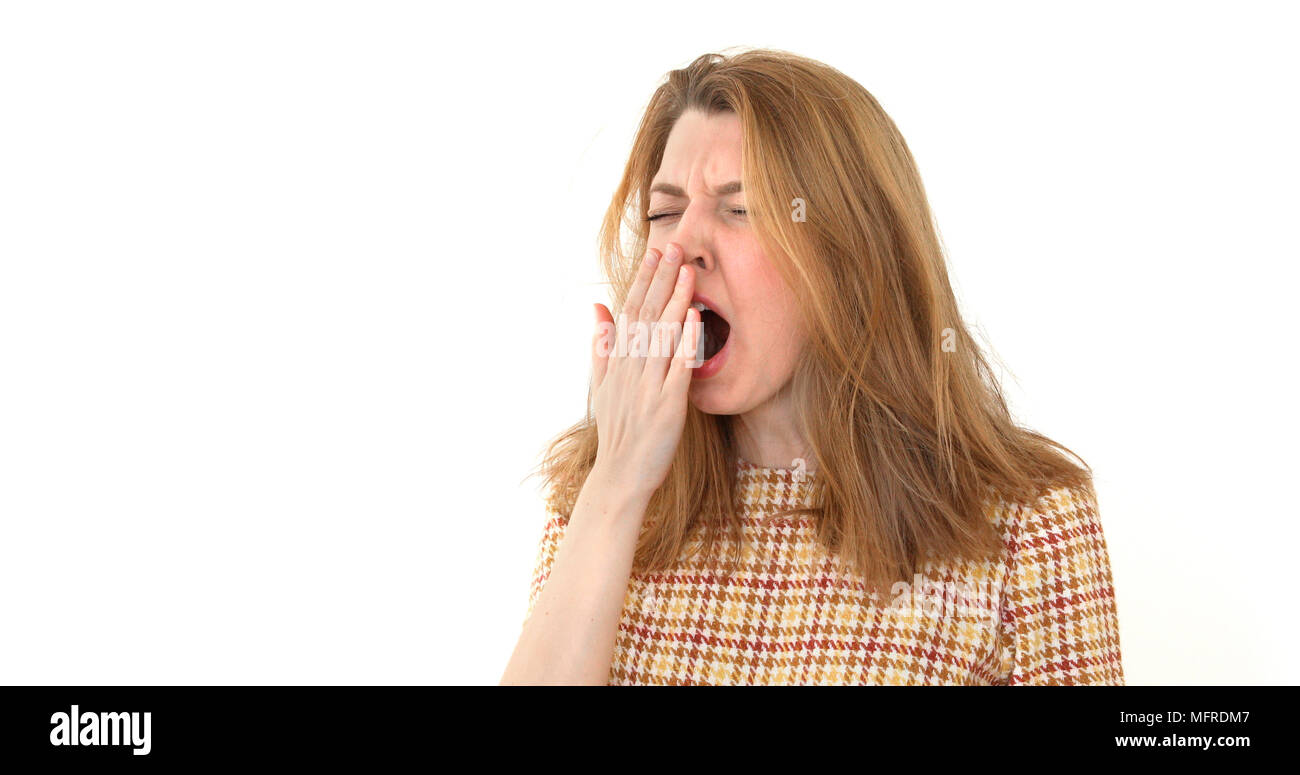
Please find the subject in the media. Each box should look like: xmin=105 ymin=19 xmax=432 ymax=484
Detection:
xmin=736 ymin=456 xmax=816 ymax=476
xmin=735 ymin=457 xmax=816 ymax=519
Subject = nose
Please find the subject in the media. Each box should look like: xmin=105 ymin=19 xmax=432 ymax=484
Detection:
xmin=668 ymin=207 xmax=717 ymax=274
xmin=684 ymin=245 xmax=714 ymax=273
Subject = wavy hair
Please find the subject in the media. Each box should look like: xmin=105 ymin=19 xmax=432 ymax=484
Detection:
xmin=536 ymin=48 xmax=1090 ymax=596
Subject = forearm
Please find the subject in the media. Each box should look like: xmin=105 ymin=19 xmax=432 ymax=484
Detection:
xmin=500 ymin=473 xmax=648 ymax=685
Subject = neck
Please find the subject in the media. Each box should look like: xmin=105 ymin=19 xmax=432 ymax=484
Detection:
xmin=732 ymin=384 xmax=814 ymax=472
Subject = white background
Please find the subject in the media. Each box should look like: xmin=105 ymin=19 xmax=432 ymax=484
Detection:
xmin=1 ymin=1 xmax=1295 ymax=685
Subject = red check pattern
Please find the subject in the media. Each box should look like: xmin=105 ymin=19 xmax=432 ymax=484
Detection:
xmin=524 ymin=460 xmax=1124 ymax=685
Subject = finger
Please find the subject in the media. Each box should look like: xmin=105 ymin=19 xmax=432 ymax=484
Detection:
xmin=663 ymin=306 xmax=701 ymax=396
xmin=659 ymin=263 xmax=694 ymax=326
xmin=614 ymin=309 xmax=650 ymax=374
xmin=592 ymin=303 xmax=615 ymax=388
xmin=638 ymin=242 xmax=683 ymax=324
xmin=645 ymin=263 xmax=694 ymax=383
xmin=621 ymin=246 xmax=661 ymax=322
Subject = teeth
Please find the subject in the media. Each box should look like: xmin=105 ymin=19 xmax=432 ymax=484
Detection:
xmin=687 ymin=303 xmax=706 ymax=367
xmin=690 ymin=317 xmax=705 ymax=368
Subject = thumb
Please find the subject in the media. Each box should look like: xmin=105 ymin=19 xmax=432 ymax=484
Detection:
xmin=592 ymin=302 xmax=615 ymax=387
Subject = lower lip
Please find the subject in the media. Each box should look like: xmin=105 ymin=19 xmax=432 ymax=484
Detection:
xmin=692 ymin=334 xmax=731 ymax=380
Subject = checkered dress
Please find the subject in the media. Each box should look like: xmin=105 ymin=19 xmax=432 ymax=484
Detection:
xmin=523 ymin=459 xmax=1124 ymax=685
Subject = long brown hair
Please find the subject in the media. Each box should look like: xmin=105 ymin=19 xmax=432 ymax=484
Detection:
xmin=536 ymin=48 xmax=1090 ymax=596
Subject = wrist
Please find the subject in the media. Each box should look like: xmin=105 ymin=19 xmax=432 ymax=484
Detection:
xmin=581 ymin=462 xmax=653 ymax=520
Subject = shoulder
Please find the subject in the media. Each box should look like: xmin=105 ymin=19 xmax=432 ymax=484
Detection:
xmin=990 ymin=476 xmax=1124 ymax=684
xmin=526 ymin=485 xmax=569 ymax=566
xmin=525 ymin=485 xmax=572 ymax=619
xmin=987 ymin=477 xmax=1105 ymax=559
xmin=994 ymin=475 xmax=1120 ymax=620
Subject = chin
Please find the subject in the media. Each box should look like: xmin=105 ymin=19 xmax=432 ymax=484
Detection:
xmin=687 ymin=379 xmax=747 ymax=415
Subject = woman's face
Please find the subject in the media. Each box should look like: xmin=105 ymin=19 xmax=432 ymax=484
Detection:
xmin=646 ymin=109 xmax=804 ymax=416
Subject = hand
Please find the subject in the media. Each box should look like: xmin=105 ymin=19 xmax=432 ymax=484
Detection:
xmin=588 ymin=242 xmax=700 ymax=508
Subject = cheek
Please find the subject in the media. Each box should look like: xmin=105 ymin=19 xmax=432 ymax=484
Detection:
xmin=760 ymin=305 xmax=805 ymax=374
xmin=736 ymin=264 xmax=804 ymax=371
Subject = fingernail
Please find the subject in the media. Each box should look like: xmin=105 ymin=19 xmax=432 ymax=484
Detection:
xmin=645 ymin=249 xmax=658 ymax=267
xmin=665 ymin=243 xmax=680 ymax=262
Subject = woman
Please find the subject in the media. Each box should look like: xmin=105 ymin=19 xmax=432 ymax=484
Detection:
xmin=500 ymin=49 xmax=1124 ymax=685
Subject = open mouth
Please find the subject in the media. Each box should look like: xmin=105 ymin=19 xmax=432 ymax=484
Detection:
xmin=690 ymin=301 xmax=731 ymax=362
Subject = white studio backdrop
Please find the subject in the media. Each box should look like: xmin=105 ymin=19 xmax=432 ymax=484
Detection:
xmin=1 ymin=1 xmax=1295 ymax=685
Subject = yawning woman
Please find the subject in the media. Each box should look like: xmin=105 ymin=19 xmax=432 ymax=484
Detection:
xmin=501 ymin=48 xmax=1124 ymax=686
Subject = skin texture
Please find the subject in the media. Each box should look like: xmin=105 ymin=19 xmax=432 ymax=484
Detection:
xmin=644 ymin=109 xmax=808 ymax=469
xmin=590 ymin=241 xmax=701 ymax=505
xmin=500 ymin=109 xmax=811 ymax=685
xmin=501 ymin=234 xmax=699 ymax=685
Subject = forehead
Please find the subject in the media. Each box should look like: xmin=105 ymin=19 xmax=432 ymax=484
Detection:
xmin=653 ymin=109 xmax=743 ymax=188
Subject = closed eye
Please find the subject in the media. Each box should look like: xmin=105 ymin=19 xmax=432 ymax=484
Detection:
xmin=645 ymin=208 xmax=748 ymax=223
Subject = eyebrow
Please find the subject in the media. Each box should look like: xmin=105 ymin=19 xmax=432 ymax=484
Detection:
xmin=649 ymin=180 xmax=743 ymax=197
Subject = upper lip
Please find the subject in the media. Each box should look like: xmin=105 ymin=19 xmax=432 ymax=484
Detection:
xmin=689 ymin=293 xmax=729 ymax=323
